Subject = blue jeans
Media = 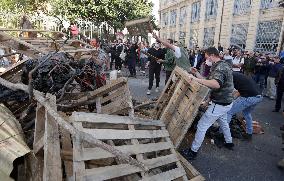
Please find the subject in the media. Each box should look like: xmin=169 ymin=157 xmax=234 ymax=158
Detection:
xmin=227 ymin=95 xmax=263 ymax=134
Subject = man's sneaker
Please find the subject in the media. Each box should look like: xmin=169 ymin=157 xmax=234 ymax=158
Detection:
xmin=272 ymin=109 xmax=279 ymax=112
xmin=280 ymin=125 xmax=284 ymax=131
xmin=224 ymin=143 xmax=234 ymax=150
xmin=141 ymin=71 xmax=145 ymax=74
xmin=242 ymin=133 xmax=252 ymax=141
xmin=118 ymin=70 xmax=121 ymax=73
xmin=155 ymin=87 xmax=159 ymax=93
xmin=187 ymin=149 xmax=198 ymax=160
xmin=147 ymin=90 xmax=151 ymax=95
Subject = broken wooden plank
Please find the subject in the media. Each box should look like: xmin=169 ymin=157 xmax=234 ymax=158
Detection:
xmin=43 ymin=94 xmax=62 ymax=181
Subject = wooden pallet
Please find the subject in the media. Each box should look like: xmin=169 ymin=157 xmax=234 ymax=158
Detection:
xmin=71 ymin=112 xmax=205 ymax=181
xmin=58 ymin=77 xmax=133 ymax=115
xmin=153 ymin=67 xmax=210 ymax=148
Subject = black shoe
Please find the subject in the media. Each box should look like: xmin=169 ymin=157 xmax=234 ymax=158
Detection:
xmin=187 ymin=149 xmax=198 ymax=160
xmin=242 ymin=133 xmax=252 ymax=141
xmin=272 ymin=109 xmax=279 ymax=112
xmin=224 ymin=143 xmax=234 ymax=150
xmin=280 ymin=125 xmax=284 ymax=131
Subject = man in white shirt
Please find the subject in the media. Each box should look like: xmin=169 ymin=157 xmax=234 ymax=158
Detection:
xmin=232 ymin=51 xmax=244 ymax=72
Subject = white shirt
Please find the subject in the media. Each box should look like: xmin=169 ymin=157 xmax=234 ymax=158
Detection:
xmin=193 ymin=55 xmax=198 ymax=67
xmin=173 ymin=46 xmax=181 ymax=58
xmin=232 ymin=56 xmax=244 ymax=72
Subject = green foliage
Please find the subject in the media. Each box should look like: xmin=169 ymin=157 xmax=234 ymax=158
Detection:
xmin=0 ymin=0 xmax=154 ymax=31
xmin=50 ymin=0 xmax=153 ymax=30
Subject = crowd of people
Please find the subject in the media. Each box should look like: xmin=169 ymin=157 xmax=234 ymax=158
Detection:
xmin=106 ymin=33 xmax=284 ymax=163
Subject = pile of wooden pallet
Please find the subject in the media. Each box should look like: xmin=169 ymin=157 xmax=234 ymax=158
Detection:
xmin=0 ymin=29 xmax=208 ymax=180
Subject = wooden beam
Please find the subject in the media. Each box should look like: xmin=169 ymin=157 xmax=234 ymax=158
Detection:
xmin=43 ymin=94 xmax=62 ymax=181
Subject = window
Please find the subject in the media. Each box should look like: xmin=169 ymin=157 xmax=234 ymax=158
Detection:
xmin=189 ymin=29 xmax=199 ymax=48
xmin=233 ymin=0 xmax=251 ymax=15
xmin=203 ymin=27 xmax=215 ymax=47
xmin=191 ymin=1 xmax=201 ymax=22
xmin=162 ymin=12 xmax=169 ymax=27
xmin=162 ymin=33 xmax=167 ymax=40
xmin=230 ymin=23 xmax=249 ymax=50
xmin=260 ymin=0 xmax=278 ymax=9
xmin=169 ymin=9 xmax=177 ymax=27
xmin=179 ymin=6 xmax=187 ymax=27
xmin=255 ymin=20 xmax=282 ymax=53
xmin=205 ymin=0 xmax=218 ymax=20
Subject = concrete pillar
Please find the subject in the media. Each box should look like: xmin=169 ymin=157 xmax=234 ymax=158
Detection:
xmin=277 ymin=16 xmax=284 ymax=53
xmin=198 ymin=0 xmax=206 ymax=48
xmin=245 ymin=0 xmax=261 ymax=51
xmin=214 ymin=0 xmax=234 ymax=48
xmin=186 ymin=2 xmax=192 ymax=48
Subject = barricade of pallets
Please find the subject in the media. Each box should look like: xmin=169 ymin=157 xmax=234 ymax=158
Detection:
xmin=153 ymin=66 xmax=210 ymax=147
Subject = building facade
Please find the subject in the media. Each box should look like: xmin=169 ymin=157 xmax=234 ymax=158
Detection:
xmin=159 ymin=0 xmax=284 ymax=53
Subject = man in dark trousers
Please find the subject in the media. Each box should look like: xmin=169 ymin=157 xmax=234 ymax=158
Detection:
xmin=273 ymin=63 xmax=284 ymax=112
xmin=115 ymin=39 xmax=123 ymax=72
xmin=126 ymin=42 xmax=138 ymax=77
xmin=147 ymin=42 xmax=165 ymax=95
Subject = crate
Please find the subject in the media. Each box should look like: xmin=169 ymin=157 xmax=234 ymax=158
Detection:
xmin=58 ymin=77 xmax=133 ymax=115
xmin=153 ymin=67 xmax=210 ymax=147
xmin=70 ymin=112 xmax=205 ymax=181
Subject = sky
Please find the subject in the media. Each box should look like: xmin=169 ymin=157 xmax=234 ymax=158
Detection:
xmin=151 ymin=0 xmax=159 ymax=21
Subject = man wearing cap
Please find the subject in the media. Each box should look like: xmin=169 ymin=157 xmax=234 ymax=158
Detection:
xmin=184 ymin=47 xmax=234 ymax=160
xmin=152 ymin=33 xmax=191 ymax=72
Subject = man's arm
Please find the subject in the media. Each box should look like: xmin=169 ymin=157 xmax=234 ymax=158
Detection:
xmin=189 ymin=75 xmax=220 ymax=89
xmin=152 ymin=32 xmax=175 ymax=51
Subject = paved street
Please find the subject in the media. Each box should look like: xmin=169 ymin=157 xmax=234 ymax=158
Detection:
xmin=127 ymin=69 xmax=284 ymax=181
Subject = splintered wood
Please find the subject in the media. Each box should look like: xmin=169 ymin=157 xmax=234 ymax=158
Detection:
xmin=153 ymin=67 xmax=210 ymax=148
xmin=58 ymin=77 xmax=133 ymax=115
xmin=71 ymin=112 xmax=193 ymax=181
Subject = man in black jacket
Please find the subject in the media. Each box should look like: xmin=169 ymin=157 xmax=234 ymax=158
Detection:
xmin=146 ymin=42 xmax=165 ymax=95
xmin=273 ymin=64 xmax=284 ymax=112
xmin=115 ymin=39 xmax=123 ymax=72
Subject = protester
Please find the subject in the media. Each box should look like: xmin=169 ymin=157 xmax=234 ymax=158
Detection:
xmin=115 ymin=39 xmax=123 ymax=73
xmin=139 ymin=42 xmax=148 ymax=74
xmin=152 ymin=33 xmax=191 ymax=72
xmin=265 ymin=56 xmax=282 ymax=99
xmin=223 ymin=49 xmax=233 ymax=65
xmin=156 ymin=39 xmax=176 ymax=84
xmin=243 ymin=51 xmax=256 ymax=78
xmin=70 ymin=22 xmax=79 ymax=39
xmin=126 ymin=42 xmax=138 ymax=77
xmin=183 ymin=47 xmax=234 ymax=160
xmin=146 ymin=42 xmax=165 ymax=95
xmin=224 ymin=72 xmax=263 ymax=141
xmin=232 ymin=50 xmax=244 ymax=72
xmin=273 ymin=63 xmax=284 ymax=112
xmin=218 ymin=43 xmax=224 ymax=52
xmin=253 ymin=56 xmax=267 ymax=94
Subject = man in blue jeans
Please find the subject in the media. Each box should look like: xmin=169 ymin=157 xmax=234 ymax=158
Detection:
xmin=227 ymin=72 xmax=263 ymax=141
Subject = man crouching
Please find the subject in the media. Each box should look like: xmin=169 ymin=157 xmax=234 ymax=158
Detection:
xmin=184 ymin=47 xmax=234 ymax=160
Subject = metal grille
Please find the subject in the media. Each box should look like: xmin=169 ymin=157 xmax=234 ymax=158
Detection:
xmin=233 ymin=0 xmax=252 ymax=15
xmin=205 ymin=0 xmax=218 ymax=20
xmin=189 ymin=29 xmax=199 ymax=48
xmin=203 ymin=27 xmax=215 ymax=48
xmin=260 ymin=0 xmax=278 ymax=9
xmin=230 ymin=23 xmax=249 ymax=50
xmin=170 ymin=9 xmax=177 ymax=27
xmin=179 ymin=6 xmax=187 ymax=27
xmin=255 ymin=20 xmax=282 ymax=53
xmin=191 ymin=1 xmax=201 ymax=22
xmin=162 ymin=12 xmax=169 ymax=27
